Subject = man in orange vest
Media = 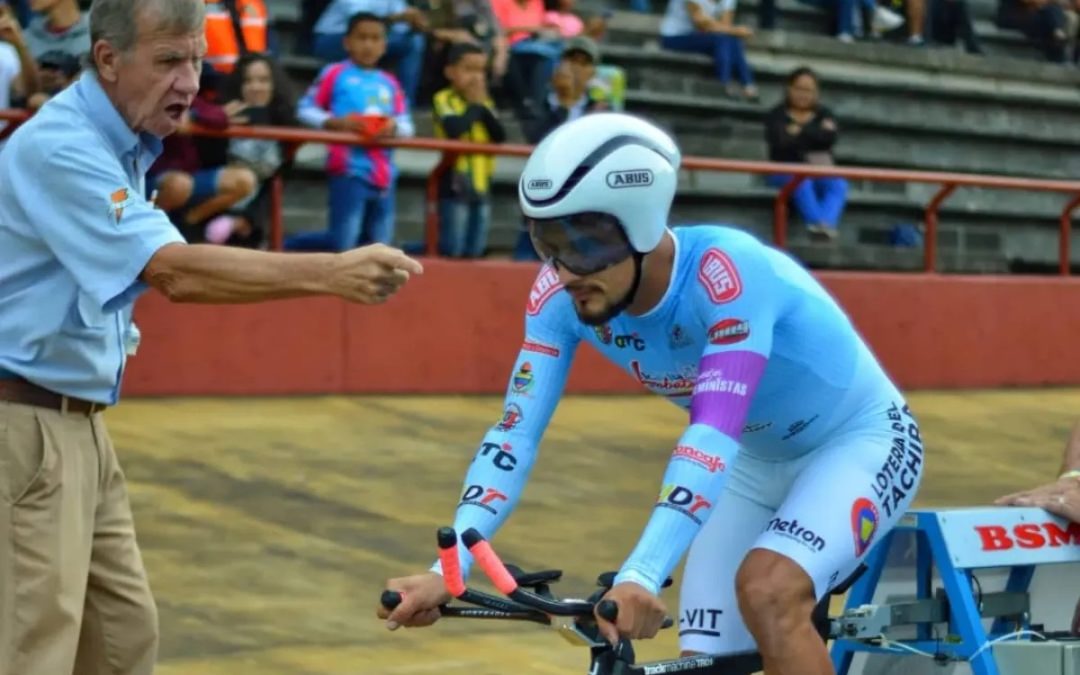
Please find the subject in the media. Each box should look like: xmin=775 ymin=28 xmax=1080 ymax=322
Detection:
xmin=204 ymin=0 xmax=268 ymax=74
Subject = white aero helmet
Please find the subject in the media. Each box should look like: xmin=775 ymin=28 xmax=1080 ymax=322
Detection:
xmin=519 ymin=112 xmax=681 ymax=275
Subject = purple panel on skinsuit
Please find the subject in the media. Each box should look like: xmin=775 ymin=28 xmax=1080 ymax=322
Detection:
xmin=690 ymin=351 xmax=768 ymax=437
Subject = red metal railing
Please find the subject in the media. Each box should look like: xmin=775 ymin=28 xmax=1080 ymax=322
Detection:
xmin=4 ymin=108 xmax=1080 ymax=274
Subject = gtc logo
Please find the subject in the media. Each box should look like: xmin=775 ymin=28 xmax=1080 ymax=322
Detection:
xmin=698 ymin=249 xmax=742 ymax=304
xmin=477 ymin=441 xmax=517 ymax=471
xmin=594 ymin=324 xmax=613 ymax=344
xmin=656 ymin=484 xmax=713 ymax=525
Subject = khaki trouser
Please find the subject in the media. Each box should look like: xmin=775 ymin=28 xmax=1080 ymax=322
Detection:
xmin=0 ymin=402 xmax=158 ymax=675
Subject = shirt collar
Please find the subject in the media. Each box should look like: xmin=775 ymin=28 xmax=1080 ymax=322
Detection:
xmin=75 ymin=71 xmax=164 ymax=162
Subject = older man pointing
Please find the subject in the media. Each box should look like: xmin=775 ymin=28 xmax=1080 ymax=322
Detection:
xmin=0 ymin=1 xmax=422 ymax=673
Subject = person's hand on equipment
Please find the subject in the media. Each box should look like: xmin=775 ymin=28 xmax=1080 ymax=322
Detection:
xmin=594 ymin=581 xmax=668 ymax=645
xmin=994 ymin=473 xmax=1080 ymax=523
xmin=378 ymin=572 xmax=452 ymax=629
xmin=329 ymin=243 xmax=423 ymax=304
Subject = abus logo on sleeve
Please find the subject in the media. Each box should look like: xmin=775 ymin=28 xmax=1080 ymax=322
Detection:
xmin=527 ymin=178 xmax=553 ymax=190
xmin=606 ymin=169 xmax=654 ymax=189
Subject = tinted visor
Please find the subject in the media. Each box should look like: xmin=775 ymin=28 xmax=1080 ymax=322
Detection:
xmin=527 ymin=212 xmax=634 ymax=276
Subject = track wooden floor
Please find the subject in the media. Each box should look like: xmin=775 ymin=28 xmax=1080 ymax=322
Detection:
xmin=103 ymin=390 xmax=1080 ymax=675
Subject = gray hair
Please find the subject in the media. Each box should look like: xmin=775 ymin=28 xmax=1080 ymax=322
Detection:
xmin=89 ymin=0 xmax=205 ymax=69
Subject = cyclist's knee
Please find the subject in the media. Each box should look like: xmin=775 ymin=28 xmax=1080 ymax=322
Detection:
xmin=735 ymin=549 xmax=815 ymax=627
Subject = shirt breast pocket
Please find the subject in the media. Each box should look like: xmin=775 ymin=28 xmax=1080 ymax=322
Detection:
xmin=65 ymin=291 xmax=109 ymax=336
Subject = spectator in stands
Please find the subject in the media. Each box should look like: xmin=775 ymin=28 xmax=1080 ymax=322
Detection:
xmin=22 ymin=0 xmax=88 ymax=59
xmin=522 ymin=52 xmax=605 ymax=144
xmin=421 ymin=0 xmax=509 ymax=102
xmin=842 ymin=0 xmax=906 ymax=41
xmin=146 ymin=72 xmax=258 ymax=244
xmin=758 ymin=0 xmax=904 ymax=42
xmin=215 ymin=52 xmax=299 ymax=247
xmin=492 ymin=0 xmax=564 ymax=117
xmin=26 ymin=48 xmax=79 ymax=110
xmin=929 ymin=0 xmax=982 ymax=53
xmin=544 ymin=0 xmax=583 ymax=35
xmin=558 ymin=35 xmax=624 ymax=112
xmin=289 ymin=12 xmax=415 ymax=251
xmin=312 ymin=0 xmax=428 ymax=106
xmin=659 ymin=0 xmax=758 ymax=101
xmin=764 ymin=66 xmax=847 ymax=241
xmin=0 ymin=2 xmax=38 ymax=145
xmin=203 ymin=0 xmax=269 ymax=74
xmin=889 ymin=0 xmax=928 ymax=44
xmin=995 ymin=0 xmax=1069 ymax=61
xmin=433 ymin=43 xmax=505 ymax=258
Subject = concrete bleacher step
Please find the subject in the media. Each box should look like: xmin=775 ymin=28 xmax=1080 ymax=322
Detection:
xmin=605 ymin=9 xmax=1080 ymax=85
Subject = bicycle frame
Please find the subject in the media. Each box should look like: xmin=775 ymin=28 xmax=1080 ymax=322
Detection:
xmin=380 ymin=527 xmax=766 ymax=675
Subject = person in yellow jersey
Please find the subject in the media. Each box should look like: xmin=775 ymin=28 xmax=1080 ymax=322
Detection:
xmin=432 ymin=41 xmax=506 ymax=258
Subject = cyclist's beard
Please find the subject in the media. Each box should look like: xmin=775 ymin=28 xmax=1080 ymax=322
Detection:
xmin=573 ymin=254 xmax=643 ymax=326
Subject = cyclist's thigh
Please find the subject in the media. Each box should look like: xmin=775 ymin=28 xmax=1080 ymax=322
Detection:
xmin=753 ymin=402 xmax=925 ymax=600
xmin=679 ymin=455 xmax=782 ymax=656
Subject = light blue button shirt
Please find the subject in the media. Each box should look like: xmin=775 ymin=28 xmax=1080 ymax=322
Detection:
xmin=0 ymin=71 xmax=186 ymax=404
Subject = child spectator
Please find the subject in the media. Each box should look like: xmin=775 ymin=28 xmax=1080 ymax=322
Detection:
xmin=312 ymin=0 xmax=428 ymax=106
xmin=288 ymin=12 xmax=414 ymax=252
xmin=433 ymin=43 xmax=506 ymax=258
xmin=215 ymin=52 xmax=299 ymax=248
xmin=764 ymin=66 xmax=847 ymax=241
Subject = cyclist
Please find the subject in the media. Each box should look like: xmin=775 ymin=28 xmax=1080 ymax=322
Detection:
xmin=377 ymin=112 xmax=925 ymax=675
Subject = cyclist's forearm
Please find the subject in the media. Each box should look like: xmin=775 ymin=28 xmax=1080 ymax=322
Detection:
xmin=617 ymin=423 xmax=738 ymax=594
xmin=430 ymin=429 xmax=539 ymax=579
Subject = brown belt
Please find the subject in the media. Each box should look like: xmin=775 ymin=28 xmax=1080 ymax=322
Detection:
xmin=0 ymin=378 xmax=109 ymax=416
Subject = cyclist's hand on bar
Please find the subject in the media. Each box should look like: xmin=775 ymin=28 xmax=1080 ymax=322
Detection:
xmin=595 ymin=581 xmax=668 ymax=645
xmin=378 ymin=572 xmax=451 ymax=630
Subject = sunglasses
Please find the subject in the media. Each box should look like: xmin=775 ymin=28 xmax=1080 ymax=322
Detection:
xmin=527 ymin=211 xmax=635 ymax=277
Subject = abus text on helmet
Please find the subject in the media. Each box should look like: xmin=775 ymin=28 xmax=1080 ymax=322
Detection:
xmin=606 ymin=169 xmax=654 ymax=189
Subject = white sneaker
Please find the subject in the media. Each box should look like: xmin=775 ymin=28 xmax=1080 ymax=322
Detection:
xmin=872 ymin=5 xmax=905 ymax=33
xmin=837 ymin=32 xmax=855 ymax=43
